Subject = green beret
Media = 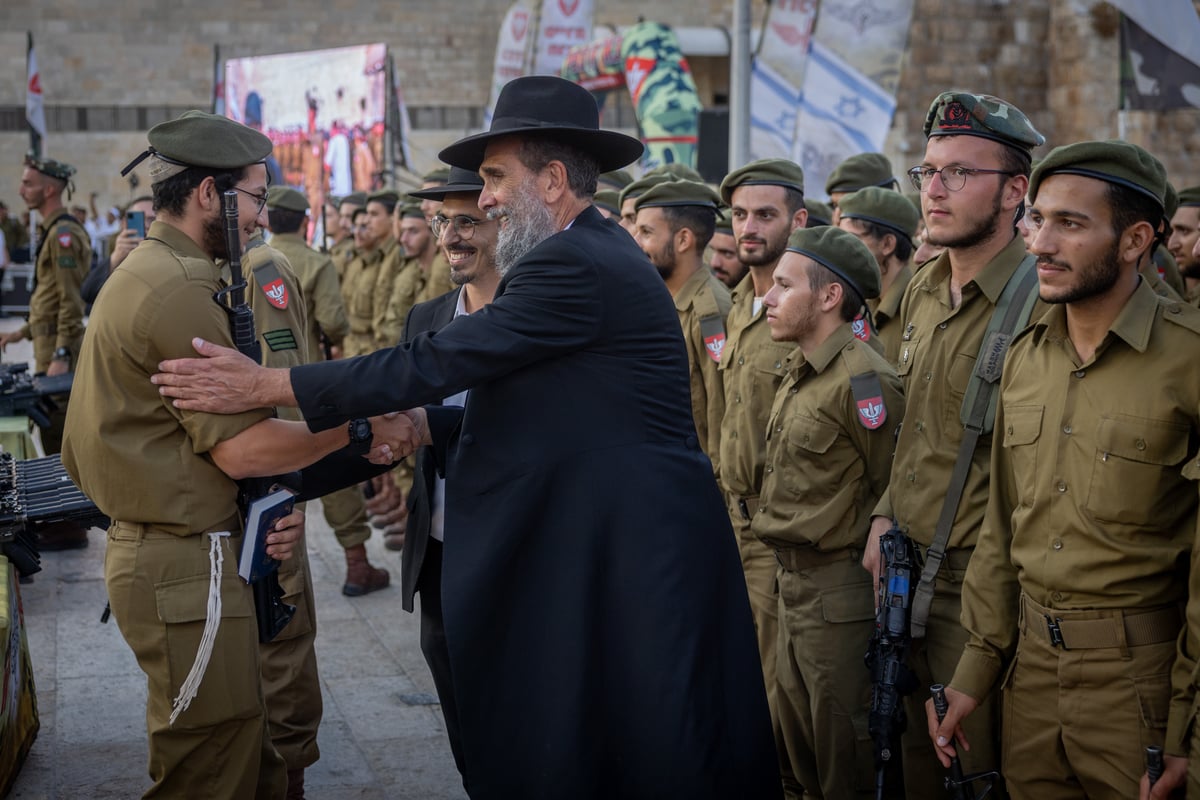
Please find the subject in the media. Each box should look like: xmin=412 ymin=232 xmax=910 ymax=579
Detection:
xmin=923 ymin=90 xmax=1044 ymax=154
xmin=1177 ymin=185 xmax=1200 ymax=208
xmin=618 ymin=174 xmax=674 ymax=208
xmin=396 ymin=200 xmax=425 ymax=219
xmin=24 ymin=154 xmax=75 ymax=183
xmin=1165 ymin=181 xmax=1179 ymax=219
xmin=1029 ymin=139 xmax=1167 ymax=212
xmin=714 ymin=208 xmax=734 ymax=234
xmin=646 ymin=163 xmax=704 ymax=182
xmin=824 ymin=153 xmax=896 ymax=196
xmin=266 ymin=186 xmax=309 ymax=213
xmin=339 ymin=192 xmax=367 ymax=208
xmin=719 ymin=158 xmax=805 ymax=205
xmin=366 ymin=189 xmax=401 ymax=207
xmin=805 ymin=199 xmax=833 ymax=227
xmin=594 ymin=189 xmax=621 ymax=215
xmin=786 ymin=225 xmax=881 ymax=302
xmin=127 ymin=110 xmax=273 ymax=179
xmin=598 ymin=169 xmax=634 ymax=191
xmin=421 ymin=166 xmax=451 ymax=185
xmin=838 ymin=187 xmax=920 ymax=241
xmin=634 ymin=179 xmax=721 ymax=212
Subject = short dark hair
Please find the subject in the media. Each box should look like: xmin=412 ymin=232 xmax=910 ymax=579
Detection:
xmin=152 ymin=166 xmax=248 ymax=218
xmin=782 ymin=186 xmax=805 ymax=217
xmin=517 ymin=134 xmax=600 ymax=199
xmin=660 ymin=205 xmax=717 ymax=251
xmin=807 ymin=261 xmax=862 ymax=323
xmin=854 ymin=218 xmax=914 ymax=263
xmin=1106 ymin=181 xmax=1164 ymax=258
xmin=269 ymin=207 xmax=307 ymax=234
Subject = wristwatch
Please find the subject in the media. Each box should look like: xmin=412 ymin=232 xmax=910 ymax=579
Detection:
xmin=53 ymin=347 xmax=71 ymax=363
xmin=347 ymin=418 xmax=373 ymax=456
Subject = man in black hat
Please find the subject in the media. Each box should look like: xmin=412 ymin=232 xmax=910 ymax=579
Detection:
xmin=1 ymin=155 xmax=91 ymax=455
xmin=153 ymin=76 xmax=780 ymax=799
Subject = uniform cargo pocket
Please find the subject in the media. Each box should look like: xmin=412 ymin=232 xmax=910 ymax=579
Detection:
xmin=820 ymin=582 xmax=875 ymax=624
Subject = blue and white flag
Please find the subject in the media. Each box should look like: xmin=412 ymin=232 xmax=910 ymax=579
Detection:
xmin=750 ymin=60 xmax=801 ymax=161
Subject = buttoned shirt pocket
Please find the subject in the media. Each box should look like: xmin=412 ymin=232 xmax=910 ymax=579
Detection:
xmin=783 ymin=415 xmax=842 ymax=496
xmin=1088 ymin=415 xmax=1189 ymax=526
xmin=1002 ymin=405 xmax=1043 ymax=507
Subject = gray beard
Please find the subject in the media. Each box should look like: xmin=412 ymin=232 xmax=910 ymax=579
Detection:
xmin=490 ymin=180 xmax=559 ymax=277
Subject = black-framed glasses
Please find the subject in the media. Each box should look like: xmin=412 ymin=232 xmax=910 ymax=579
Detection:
xmin=907 ymin=166 xmax=1016 ymax=193
xmin=232 ymin=186 xmax=269 ymax=214
xmin=430 ymin=214 xmax=490 ymax=241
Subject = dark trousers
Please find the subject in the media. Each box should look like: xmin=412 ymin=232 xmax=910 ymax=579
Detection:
xmin=418 ymin=539 xmax=467 ymax=782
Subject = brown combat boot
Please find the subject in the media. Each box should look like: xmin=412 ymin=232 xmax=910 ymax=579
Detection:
xmin=342 ymin=543 xmax=390 ymax=597
xmin=285 ymin=768 xmax=305 ymax=800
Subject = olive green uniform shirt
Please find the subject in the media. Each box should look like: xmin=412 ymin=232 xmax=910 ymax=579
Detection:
xmin=61 ymin=220 xmax=271 ymax=534
xmin=23 ymin=207 xmax=89 ymax=366
xmin=718 ymin=272 xmax=800 ymax=499
xmin=340 ymin=237 xmax=396 ymax=357
xmin=418 ymin=251 xmax=454 ymax=304
xmin=868 ymin=263 xmax=913 ymax=366
xmin=330 ymin=238 xmax=355 ymax=279
xmin=379 ymin=255 xmax=426 ymax=349
xmin=753 ymin=324 xmax=904 ymax=551
xmin=874 ymin=235 xmax=1041 ymax=549
xmin=269 ymin=231 xmax=348 ymax=359
xmin=949 ymin=279 xmax=1200 ymax=755
xmin=675 ymin=266 xmax=732 ymax=471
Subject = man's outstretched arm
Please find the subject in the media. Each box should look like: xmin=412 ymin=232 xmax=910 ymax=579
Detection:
xmin=154 ymin=337 xmax=297 ymax=413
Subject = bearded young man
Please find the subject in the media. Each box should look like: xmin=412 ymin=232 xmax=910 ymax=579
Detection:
xmin=152 ymin=76 xmax=780 ymax=800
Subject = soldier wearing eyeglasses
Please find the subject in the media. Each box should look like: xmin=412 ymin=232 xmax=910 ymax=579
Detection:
xmin=861 ymin=90 xmax=1047 ymax=800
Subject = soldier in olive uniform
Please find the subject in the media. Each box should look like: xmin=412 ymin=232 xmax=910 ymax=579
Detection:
xmin=379 ymin=201 xmax=439 ymax=348
xmin=59 ymin=111 xmax=382 ymax=800
xmin=824 ymin=152 xmax=898 ymax=223
xmin=618 ymin=173 xmax=674 ymax=235
xmin=837 ymin=187 xmax=920 ymax=364
xmin=709 ymin=208 xmax=748 ymax=290
xmin=930 ymin=142 xmax=1200 ymax=800
xmin=330 ymin=191 xmax=366 ymax=279
xmin=632 ymin=179 xmax=731 ymax=470
xmin=716 ymin=159 xmax=809 ymax=784
xmin=1169 ymin=185 xmax=1200 ymax=303
xmin=755 ymin=226 xmax=903 ymax=799
xmin=866 ymin=91 xmax=1045 ymax=799
xmin=238 ymin=235 xmax=323 ymax=799
xmin=1 ymin=156 xmax=90 ymax=454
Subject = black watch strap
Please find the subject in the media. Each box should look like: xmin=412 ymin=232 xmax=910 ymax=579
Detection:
xmin=347 ymin=418 xmax=372 ymax=456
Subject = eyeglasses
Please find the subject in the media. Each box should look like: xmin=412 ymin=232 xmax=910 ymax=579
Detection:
xmin=907 ymin=166 xmax=1016 ymax=193
xmin=232 ymin=186 xmax=269 ymax=214
xmin=430 ymin=214 xmax=491 ymax=241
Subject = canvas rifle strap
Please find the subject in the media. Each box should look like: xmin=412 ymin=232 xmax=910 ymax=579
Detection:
xmin=909 ymin=253 xmax=1039 ymax=637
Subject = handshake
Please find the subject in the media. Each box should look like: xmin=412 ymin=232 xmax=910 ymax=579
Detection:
xmin=365 ymin=409 xmax=429 ymax=465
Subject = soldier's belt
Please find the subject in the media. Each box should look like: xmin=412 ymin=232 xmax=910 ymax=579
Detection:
xmin=111 ymin=511 xmax=243 ymax=541
xmin=774 ymin=545 xmax=859 ymax=572
xmin=1021 ymin=592 xmax=1181 ymax=650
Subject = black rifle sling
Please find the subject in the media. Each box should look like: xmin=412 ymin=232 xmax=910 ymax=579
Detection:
xmin=909 ymin=253 xmax=1039 ymax=638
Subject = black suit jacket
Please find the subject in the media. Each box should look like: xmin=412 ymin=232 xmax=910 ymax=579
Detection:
xmin=398 ymin=287 xmax=459 ymax=612
xmin=290 ymin=205 xmax=779 ymax=798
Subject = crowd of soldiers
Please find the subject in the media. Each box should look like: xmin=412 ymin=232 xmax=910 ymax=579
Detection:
xmin=7 ymin=79 xmax=1200 ymax=799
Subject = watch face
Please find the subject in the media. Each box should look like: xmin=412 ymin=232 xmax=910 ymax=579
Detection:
xmin=350 ymin=419 xmax=371 ymax=443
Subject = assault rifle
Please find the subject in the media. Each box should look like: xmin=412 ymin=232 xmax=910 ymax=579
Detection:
xmin=930 ymin=684 xmax=1002 ymax=799
xmin=217 ymin=189 xmax=296 ymax=643
xmin=0 ymin=362 xmax=73 ymax=429
xmin=865 ymin=525 xmax=919 ymax=800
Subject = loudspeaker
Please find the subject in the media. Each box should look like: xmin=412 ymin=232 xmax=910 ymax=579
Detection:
xmin=696 ymin=108 xmax=730 ymax=184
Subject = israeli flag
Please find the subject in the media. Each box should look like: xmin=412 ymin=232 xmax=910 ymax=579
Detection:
xmin=749 ymin=58 xmax=801 ymax=161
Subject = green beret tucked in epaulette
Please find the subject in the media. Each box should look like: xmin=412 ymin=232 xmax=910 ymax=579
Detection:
xmin=619 ymin=174 xmax=675 ymax=208
xmin=825 ymin=153 xmax=896 ymax=196
xmin=786 ymin=225 xmax=881 ymax=302
xmin=594 ymin=190 xmax=621 ymax=215
xmin=714 ymin=208 xmax=734 ymax=234
xmin=838 ymin=187 xmax=920 ymax=241
xmin=634 ymin=179 xmax=720 ymax=212
xmin=1177 ymin=185 xmax=1200 ymax=208
xmin=923 ymin=90 xmax=1044 ymax=154
xmin=719 ymin=158 xmax=805 ymax=205
xmin=266 ymin=186 xmax=309 ymax=213
xmin=598 ymin=169 xmax=634 ymax=191
xmin=421 ymin=166 xmax=451 ymax=185
xmin=805 ymin=199 xmax=832 ymax=227
xmin=25 ymin=155 xmax=76 ymax=183
xmin=396 ymin=200 xmax=425 ymax=219
xmin=1030 ymin=139 xmax=1167 ymax=211
xmin=646 ymin=163 xmax=704 ymax=182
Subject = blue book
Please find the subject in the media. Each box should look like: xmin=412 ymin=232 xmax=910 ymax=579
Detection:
xmin=238 ymin=487 xmax=296 ymax=583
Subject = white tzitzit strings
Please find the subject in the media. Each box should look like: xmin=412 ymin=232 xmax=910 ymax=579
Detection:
xmin=169 ymin=530 xmax=230 ymax=726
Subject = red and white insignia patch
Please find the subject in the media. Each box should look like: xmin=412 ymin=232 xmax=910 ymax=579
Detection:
xmin=856 ymin=396 xmax=887 ymax=430
xmin=851 ymin=316 xmax=871 ymax=341
xmin=704 ymin=332 xmax=726 ymax=363
xmin=57 ymin=232 xmax=73 ymax=248
xmin=263 ymin=279 xmax=288 ymax=309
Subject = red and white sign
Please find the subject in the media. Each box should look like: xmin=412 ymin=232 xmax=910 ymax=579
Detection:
xmin=533 ymin=0 xmax=593 ymax=77
xmin=485 ymin=2 xmax=538 ymax=127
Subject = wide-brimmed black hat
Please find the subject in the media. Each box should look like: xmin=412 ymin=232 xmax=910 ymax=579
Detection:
xmin=439 ymin=76 xmax=644 ymax=172
xmin=409 ymin=166 xmax=483 ymax=200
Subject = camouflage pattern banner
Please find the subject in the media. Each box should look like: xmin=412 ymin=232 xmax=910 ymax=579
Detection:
xmin=620 ymin=22 xmax=702 ymax=171
xmin=560 ymin=33 xmax=625 ymax=92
